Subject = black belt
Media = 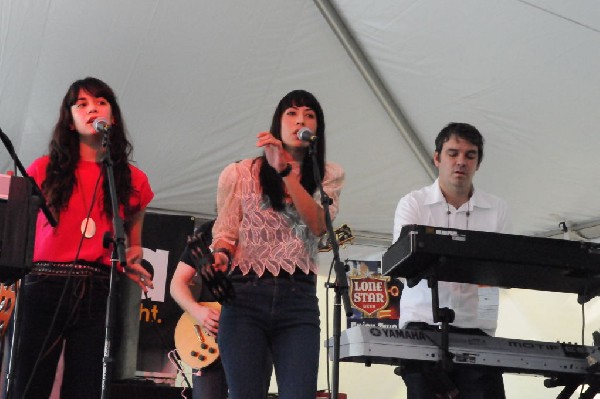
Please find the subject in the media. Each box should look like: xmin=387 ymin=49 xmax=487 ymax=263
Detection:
xmin=31 ymin=261 xmax=110 ymax=278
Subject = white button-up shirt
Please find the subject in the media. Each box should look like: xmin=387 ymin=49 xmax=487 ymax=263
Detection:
xmin=393 ymin=179 xmax=512 ymax=336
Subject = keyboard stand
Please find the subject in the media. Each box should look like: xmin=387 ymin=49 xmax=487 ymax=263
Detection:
xmin=428 ymin=272 xmax=455 ymax=368
xmin=427 ymin=268 xmax=459 ymax=397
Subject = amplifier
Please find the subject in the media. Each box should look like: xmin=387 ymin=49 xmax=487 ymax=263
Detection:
xmin=0 ymin=174 xmax=39 ymax=283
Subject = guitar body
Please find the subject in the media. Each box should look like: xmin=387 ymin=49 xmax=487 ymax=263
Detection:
xmin=174 ymin=301 xmax=221 ymax=369
xmin=0 ymin=283 xmax=16 ymax=339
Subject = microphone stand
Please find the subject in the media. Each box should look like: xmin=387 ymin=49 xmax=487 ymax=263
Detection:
xmin=308 ymin=140 xmax=352 ymax=399
xmin=100 ymin=130 xmax=128 ymax=399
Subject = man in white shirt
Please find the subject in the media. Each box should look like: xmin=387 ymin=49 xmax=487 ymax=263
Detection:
xmin=393 ymin=122 xmax=511 ymax=398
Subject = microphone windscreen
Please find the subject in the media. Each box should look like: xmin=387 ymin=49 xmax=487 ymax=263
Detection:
xmin=140 ymin=259 xmax=155 ymax=279
xmin=297 ymin=127 xmax=315 ymax=142
xmin=93 ymin=118 xmax=110 ymax=133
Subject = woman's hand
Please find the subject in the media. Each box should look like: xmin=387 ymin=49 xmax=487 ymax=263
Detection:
xmin=212 ymin=251 xmax=230 ymax=273
xmin=124 ymin=245 xmax=154 ymax=292
xmin=256 ymin=131 xmax=291 ymax=173
xmin=126 ymin=244 xmax=143 ymax=265
xmin=124 ymin=262 xmax=154 ymax=292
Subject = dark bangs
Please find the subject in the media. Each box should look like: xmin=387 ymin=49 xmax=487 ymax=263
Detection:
xmin=270 ymin=90 xmax=325 ymax=140
xmin=65 ymin=77 xmax=117 ymax=108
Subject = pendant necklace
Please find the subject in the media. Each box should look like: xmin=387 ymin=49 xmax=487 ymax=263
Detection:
xmin=78 ymin=168 xmax=100 ymax=239
xmin=81 ymin=217 xmax=96 ymax=239
xmin=446 ymin=199 xmax=471 ymax=230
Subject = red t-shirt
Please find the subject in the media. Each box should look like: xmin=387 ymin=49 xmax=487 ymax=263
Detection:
xmin=27 ymin=156 xmax=154 ymax=266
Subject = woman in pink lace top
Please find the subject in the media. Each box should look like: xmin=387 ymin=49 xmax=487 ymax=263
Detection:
xmin=210 ymin=90 xmax=344 ymax=399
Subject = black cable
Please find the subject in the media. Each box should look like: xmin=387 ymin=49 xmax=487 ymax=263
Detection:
xmin=582 ymin=302 xmax=586 ymax=346
xmin=580 ymin=300 xmax=586 ymax=398
xmin=324 ymin=257 xmax=335 ymax=395
xmin=141 ymin=291 xmax=192 ymax=389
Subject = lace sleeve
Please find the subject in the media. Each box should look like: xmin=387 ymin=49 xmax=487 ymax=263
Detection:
xmin=213 ymin=162 xmax=242 ymax=248
xmin=319 ymin=162 xmax=345 ymax=221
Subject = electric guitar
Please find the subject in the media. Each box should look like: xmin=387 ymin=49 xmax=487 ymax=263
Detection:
xmin=319 ymin=224 xmax=354 ymax=252
xmin=174 ymin=302 xmax=221 ymax=369
xmin=0 ymin=283 xmax=16 ymax=339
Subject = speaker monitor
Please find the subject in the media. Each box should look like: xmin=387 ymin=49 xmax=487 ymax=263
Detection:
xmin=0 ymin=174 xmax=39 ymax=283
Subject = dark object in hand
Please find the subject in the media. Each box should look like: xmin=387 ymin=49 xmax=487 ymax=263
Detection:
xmin=187 ymin=232 xmax=235 ymax=305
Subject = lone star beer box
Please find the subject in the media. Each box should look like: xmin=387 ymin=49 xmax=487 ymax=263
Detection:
xmin=346 ymin=259 xmax=403 ymax=328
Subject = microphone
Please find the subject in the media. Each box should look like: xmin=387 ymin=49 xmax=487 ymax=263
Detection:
xmin=140 ymin=259 xmax=155 ymax=279
xmin=92 ymin=118 xmax=111 ymax=134
xmin=297 ymin=127 xmax=317 ymax=142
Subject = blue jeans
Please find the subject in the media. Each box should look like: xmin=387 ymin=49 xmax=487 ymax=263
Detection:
xmin=219 ymin=272 xmax=320 ymax=399
xmin=10 ymin=273 xmax=114 ymax=399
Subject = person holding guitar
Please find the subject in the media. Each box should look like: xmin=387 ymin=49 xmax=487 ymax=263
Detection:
xmin=10 ymin=77 xmax=154 ymax=399
xmin=170 ymin=219 xmax=229 ymax=399
xmin=207 ymin=90 xmax=345 ymax=399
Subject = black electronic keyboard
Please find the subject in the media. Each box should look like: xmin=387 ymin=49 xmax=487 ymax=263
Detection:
xmin=382 ymin=225 xmax=600 ymax=302
xmin=328 ymin=325 xmax=600 ymax=378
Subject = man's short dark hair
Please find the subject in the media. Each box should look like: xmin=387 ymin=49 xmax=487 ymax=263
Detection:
xmin=434 ymin=122 xmax=484 ymax=166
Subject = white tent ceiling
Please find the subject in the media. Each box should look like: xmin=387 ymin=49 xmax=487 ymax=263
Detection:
xmin=3 ymin=0 xmax=600 ymax=243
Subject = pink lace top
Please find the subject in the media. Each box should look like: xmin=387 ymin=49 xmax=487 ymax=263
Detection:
xmin=213 ymin=158 xmax=344 ymax=276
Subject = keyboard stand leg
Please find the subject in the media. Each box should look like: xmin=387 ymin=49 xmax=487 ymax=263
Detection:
xmin=579 ymin=380 xmax=600 ymax=399
xmin=544 ymin=375 xmax=581 ymax=399
xmin=428 ymin=275 xmax=455 ymax=372
xmin=426 ymin=274 xmax=458 ymax=398
xmin=556 ymin=382 xmax=579 ymax=399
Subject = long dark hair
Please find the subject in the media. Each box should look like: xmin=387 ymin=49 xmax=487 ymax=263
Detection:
xmin=259 ymin=90 xmax=326 ymax=211
xmin=43 ymin=77 xmax=134 ymax=222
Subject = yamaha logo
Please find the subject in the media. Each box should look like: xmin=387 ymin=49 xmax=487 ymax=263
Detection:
xmin=370 ymin=327 xmax=382 ymax=336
